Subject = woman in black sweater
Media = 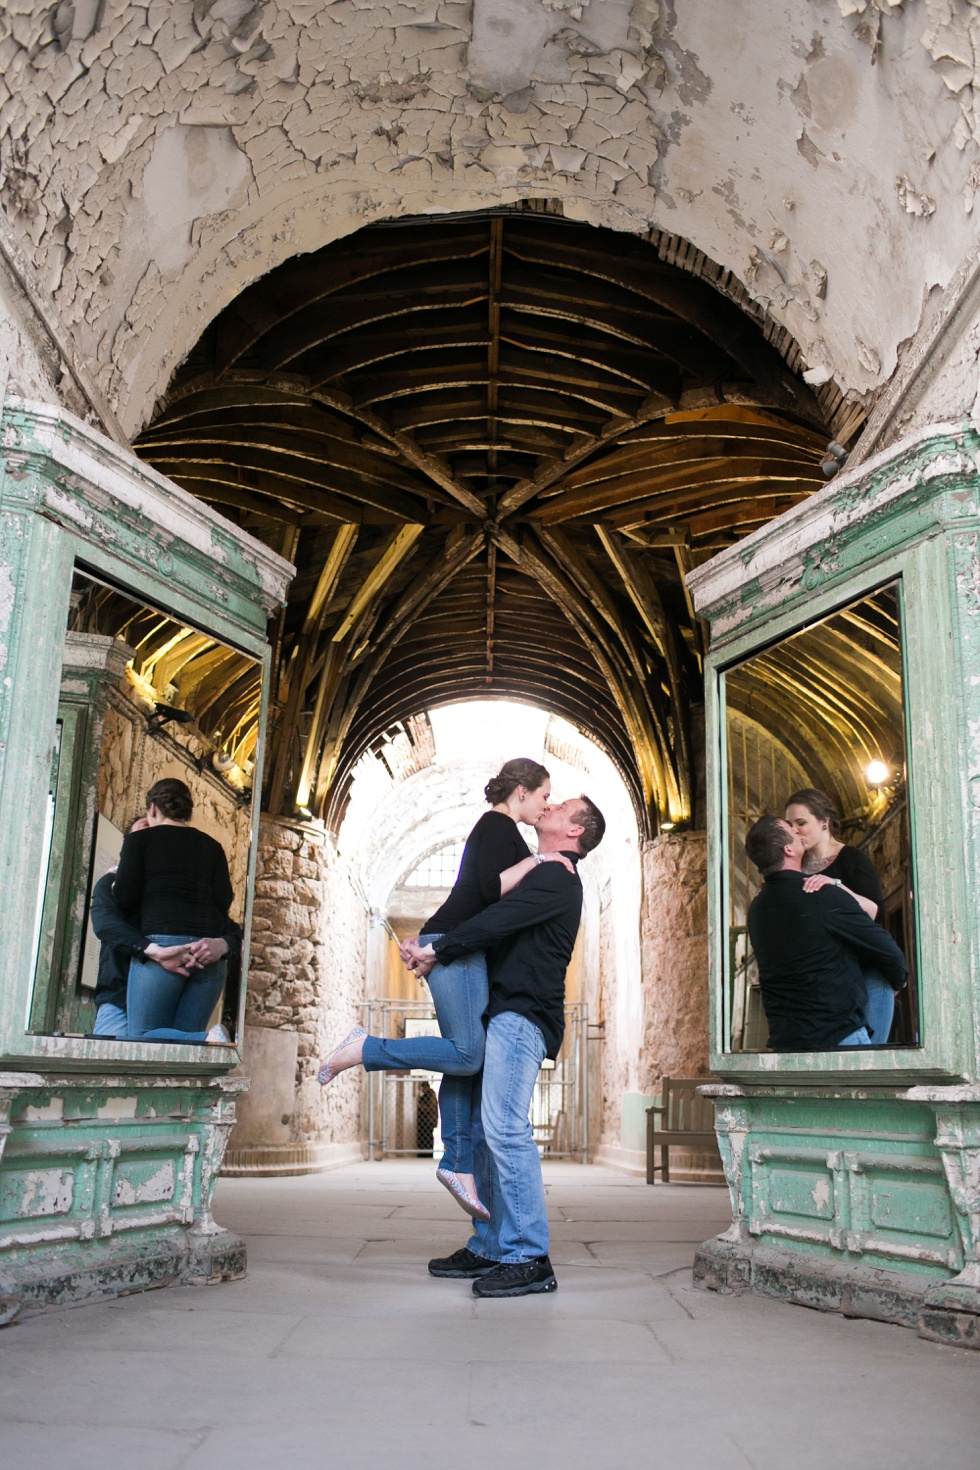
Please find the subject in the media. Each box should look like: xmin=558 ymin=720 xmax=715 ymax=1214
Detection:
xmin=113 ymin=777 xmax=234 ymax=1045
xmin=319 ymin=758 xmax=571 ymax=1221
xmin=784 ymin=788 xmax=895 ymax=1044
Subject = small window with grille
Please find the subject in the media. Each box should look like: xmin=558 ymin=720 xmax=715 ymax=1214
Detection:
xmin=403 ymin=841 xmax=466 ymax=887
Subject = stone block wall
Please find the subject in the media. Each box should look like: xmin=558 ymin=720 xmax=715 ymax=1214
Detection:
xmin=640 ymin=832 xmax=710 ymax=1086
xmin=640 ymin=831 xmax=718 ymax=1181
xmin=226 ymin=814 xmax=368 ymax=1173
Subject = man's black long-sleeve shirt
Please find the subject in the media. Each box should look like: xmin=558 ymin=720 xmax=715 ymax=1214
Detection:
xmin=747 ymin=870 xmax=908 ymax=1050
xmin=431 ymin=854 xmax=582 ymax=1059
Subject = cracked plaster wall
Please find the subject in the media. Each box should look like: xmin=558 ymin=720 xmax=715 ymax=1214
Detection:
xmin=2 ymin=1 xmax=980 ymax=436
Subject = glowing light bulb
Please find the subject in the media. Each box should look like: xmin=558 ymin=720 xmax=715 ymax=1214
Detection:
xmin=661 ymin=820 xmax=676 ymax=831
xmin=866 ymin=760 xmax=889 ymax=787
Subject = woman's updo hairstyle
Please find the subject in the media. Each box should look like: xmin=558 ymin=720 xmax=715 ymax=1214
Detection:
xmin=146 ymin=777 xmax=194 ymax=823
xmin=485 ymin=757 xmax=549 ymax=805
xmin=785 ymin=787 xmax=840 ymax=835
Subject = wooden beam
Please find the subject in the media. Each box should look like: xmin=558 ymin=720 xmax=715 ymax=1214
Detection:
xmin=215 ymin=224 xmax=490 ymax=371
xmin=295 ymin=643 xmax=346 ymax=810
xmin=331 ymin=524 xmax=424 ymax=643
xmin=311 ymin=387 xmax=485 ymax=516
xmin=501 ymin=225 xmax=823 ymax=421
xmin=532 ymin=524 xmax=690 ymax=820
xmin=142 ymin=421 xmax=437 ymax=497
xmin=305 ymin=524 xmax=359 ymax=632
xmin=266 ymin=523 xmax=359 ymax=814
xmin=492 ymin=526 xmax=677 ymax=818
xmin=593 ymin=525 xmax=692 ymax=806
xmin=532 ymin=458 xmax=822 ymax=524
xmin=496 ymin=396 xmax=673 ymax=516
xmin=553 ymin=434 xmax=819 ymax=494
xmin=486 ymin=538 xmax=497 ymax=684
xmin=258 ymin=272 xmax=489 ymax=372
xmin=487 ymin=216 xmax=503 ymax=482
xmin=310 ymin=529 xmax=485 ymax=806
xmin=601 ymin=480 xmax=814 ymax=532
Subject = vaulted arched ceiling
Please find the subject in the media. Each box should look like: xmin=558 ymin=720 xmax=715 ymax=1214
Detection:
xmin=135 ymin=210 xmax=844 ymax=834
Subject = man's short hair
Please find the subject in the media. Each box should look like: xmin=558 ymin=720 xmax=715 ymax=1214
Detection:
xmin=745 ymin=815 xmax=792 ymax=876
xmin=573 ymin=795 xmax=605 ymax=855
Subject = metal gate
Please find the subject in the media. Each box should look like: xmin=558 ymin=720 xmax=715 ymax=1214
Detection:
xmin=361 ymin=999 xmax=589 ymax=1162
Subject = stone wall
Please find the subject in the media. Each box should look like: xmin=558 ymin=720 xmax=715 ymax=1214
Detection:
xmin=226 ymin=814 xmax=368 ymax=1173
xmin=639 ymin=831 xmax=718 ymax=1182
xmin=640 ymin=832 xmax=710 ymax=1085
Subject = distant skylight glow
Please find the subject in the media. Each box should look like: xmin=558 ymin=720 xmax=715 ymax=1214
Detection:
xmin=429 ymin=701 xmax=549 ymax=765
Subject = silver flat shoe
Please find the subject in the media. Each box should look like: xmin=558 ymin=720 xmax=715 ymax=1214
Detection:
xmin=437 ymin=1166 xmax=491 ymax=1222
xmin=318 ymin=1026 xmax=367 ymax=1085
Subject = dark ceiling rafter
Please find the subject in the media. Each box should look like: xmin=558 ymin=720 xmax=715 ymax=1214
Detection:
xmin=136 ymin=210 xmax=852 ymax=836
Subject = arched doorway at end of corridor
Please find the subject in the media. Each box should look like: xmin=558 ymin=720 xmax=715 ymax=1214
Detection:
xmin=225 ymin=698 xmax=717 ymax=1183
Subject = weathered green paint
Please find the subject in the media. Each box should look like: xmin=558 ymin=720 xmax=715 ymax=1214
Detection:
xmin=0 ymin=1072 xmax=247 ymax=1306
xmin=0 ymin=397 xmax=293 ymax=1309
xmin=688 ymin=422 xmax=980 ymax=1348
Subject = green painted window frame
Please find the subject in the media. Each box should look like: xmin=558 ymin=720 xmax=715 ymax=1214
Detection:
xmin=707 ymin=543 xmax=965 ymax=1085
xmin=0 ymin=400 xmax=292 ymax=1076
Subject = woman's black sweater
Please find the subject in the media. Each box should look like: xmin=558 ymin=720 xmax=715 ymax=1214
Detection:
xmin=113 ymin=824 xmax=233 ymax=937
xmin=820 ymin=845 xmax=886 ymax=926
xmin=421 ymin=810 xmax=530 ymax=936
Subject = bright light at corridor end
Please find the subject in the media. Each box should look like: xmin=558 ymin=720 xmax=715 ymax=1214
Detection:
xmin=428 ymin=701 xmax=549 ymax=763
xmin=865 ymin=759 xmax=890 ymax=787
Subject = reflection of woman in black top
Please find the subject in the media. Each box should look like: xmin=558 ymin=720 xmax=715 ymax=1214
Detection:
xmin=785 ymin=788 xmax=897 ymax=1044
xmin=113 ymin=777 xmax=234 ymax=1046
xmin=319 ymin=758 xmax=570 ymax=1222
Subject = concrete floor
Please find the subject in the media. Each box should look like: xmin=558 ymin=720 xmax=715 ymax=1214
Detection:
xmin=1 ymin=1161 xmax=977 ymax=1470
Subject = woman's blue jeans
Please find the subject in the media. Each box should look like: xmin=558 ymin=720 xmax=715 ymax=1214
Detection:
xmin=126 ymin=934 xmax=226 ymax=1043
xmin=360 ymin=940 xmax=487 ymax=1173
xmin=863 ymin=968 xmax=896 ymax=1044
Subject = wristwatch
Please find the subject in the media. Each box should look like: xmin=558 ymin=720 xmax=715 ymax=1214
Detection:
xmin=533 ymin=853 xmax=545 ymax=865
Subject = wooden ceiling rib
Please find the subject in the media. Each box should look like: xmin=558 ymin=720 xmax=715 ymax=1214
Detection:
xmin=136 ymin=210 xmax=864 ymax=835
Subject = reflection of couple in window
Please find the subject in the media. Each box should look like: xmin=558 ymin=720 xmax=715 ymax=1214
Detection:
xmin=746 ymin=789 xmax=907 ymax=1052
xmin=92 ymin=778 xmax=238 ymax=1046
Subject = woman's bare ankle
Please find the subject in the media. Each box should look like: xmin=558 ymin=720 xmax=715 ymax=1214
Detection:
xmin=343 ymin=1035 xmax=367 ymax=1071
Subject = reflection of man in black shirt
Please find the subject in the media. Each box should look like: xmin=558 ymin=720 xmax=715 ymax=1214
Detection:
xmin=745 ymin=816 xmax=907 ymax=1051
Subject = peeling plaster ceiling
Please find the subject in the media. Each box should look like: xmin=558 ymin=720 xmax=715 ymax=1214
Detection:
xmin=135 ymin=210 xmax=833 ymax=833
xmin=2 ymin=0 xmax=978 ymax=436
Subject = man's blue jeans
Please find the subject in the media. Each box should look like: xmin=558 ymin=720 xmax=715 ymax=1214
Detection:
xmin=93 ymin=1003 xmax=128 ymax=1038
xmin=839 ymin=1025 xmax=872 ymax=1046
xmin=467 ymin=1011 xmax=548 ymax=1263
xmin=360 ymin=942 xmax=487 ymax=1172
xmin=126 ymin=935 xmax=225 ymax=1043
xmin=863 ymin=968 xmax=895 ymax=1044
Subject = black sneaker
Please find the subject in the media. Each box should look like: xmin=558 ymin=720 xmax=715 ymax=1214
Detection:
xmin=428 ymin=1247 xmax=498 ymax=1279
xmin=472 ymin=1255 xmax=557 ymax=1297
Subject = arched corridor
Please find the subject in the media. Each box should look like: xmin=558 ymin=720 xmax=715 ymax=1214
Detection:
xmin=133 ymin=208 xmax=835 ymax=835
xmin=1 ymin=1161 xmax=975 ymax=1470
xmin=227 ymin=696 xmax=699 ymax=1179
xmin=7 ymin=0 xmax=980 ymax=1389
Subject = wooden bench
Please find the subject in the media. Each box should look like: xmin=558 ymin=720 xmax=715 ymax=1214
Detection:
xmin=646 ymin=1077 xmax=721 ymax=1184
